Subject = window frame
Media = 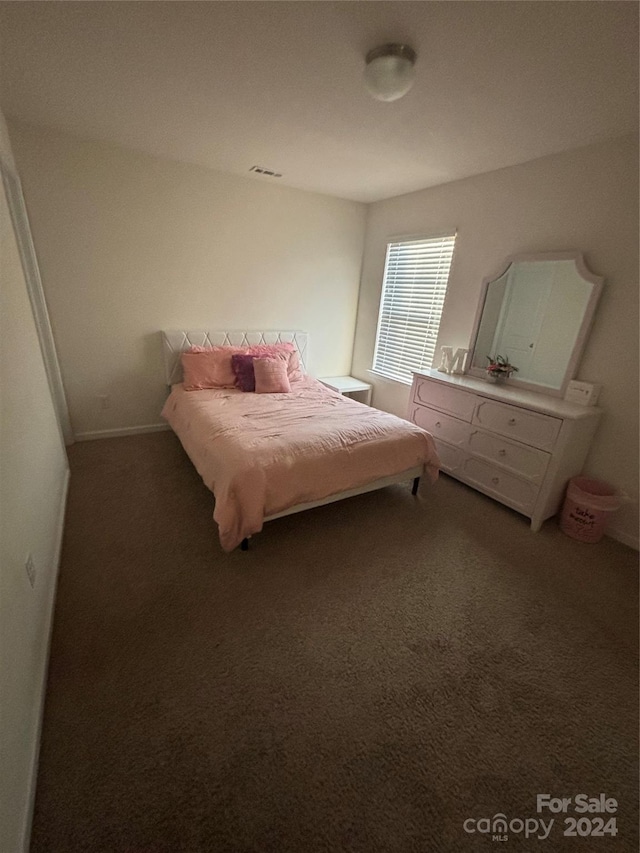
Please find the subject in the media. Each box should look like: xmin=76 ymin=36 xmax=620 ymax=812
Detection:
xmin=370 ymin=230 xmax=457 ymax=386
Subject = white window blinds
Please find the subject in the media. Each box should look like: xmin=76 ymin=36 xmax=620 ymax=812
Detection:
xmin=372 ymin=233 xmax=456 ymax=384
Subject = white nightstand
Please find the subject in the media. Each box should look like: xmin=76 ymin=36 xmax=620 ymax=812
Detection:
xmin=319 ymin=376 xmax=372 ymax=406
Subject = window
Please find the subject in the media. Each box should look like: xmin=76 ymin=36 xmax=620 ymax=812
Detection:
xmin=372 ymin=233 xmax=456 ymax=384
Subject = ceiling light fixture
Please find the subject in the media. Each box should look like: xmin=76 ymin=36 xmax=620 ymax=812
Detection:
xmin=364 ymin=43 xmax=417 ymax=102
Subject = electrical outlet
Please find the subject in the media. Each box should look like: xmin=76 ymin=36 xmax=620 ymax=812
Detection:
xmin=98 ymin=395 xmax=110 ymax=410
xmin=25 ymin=553 xmax=36 ymax=588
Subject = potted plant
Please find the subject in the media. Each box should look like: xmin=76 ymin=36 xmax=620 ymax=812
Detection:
xmin=486 ymin=354 xmax=518 ymax=383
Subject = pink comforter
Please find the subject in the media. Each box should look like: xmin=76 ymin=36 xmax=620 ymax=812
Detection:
xmin=161 ymin=378 xmax=440 ymax=551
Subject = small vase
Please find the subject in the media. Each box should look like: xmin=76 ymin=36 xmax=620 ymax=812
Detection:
xmin=487 ymin=373 xmax=505 ymax=384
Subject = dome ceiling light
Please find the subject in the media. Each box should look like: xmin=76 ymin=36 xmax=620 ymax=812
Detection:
xmin=364 ymin=43 xmax=417 ymax=102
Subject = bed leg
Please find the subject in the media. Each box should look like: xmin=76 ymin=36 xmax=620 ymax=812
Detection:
xmin=412 ymin=477 xmax=420 ymax=496
xmin=240 ymin=538 xmax=249 ymax=551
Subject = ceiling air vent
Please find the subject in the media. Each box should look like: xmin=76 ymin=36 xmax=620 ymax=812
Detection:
xmin=249 ymin=165 xmax=282 ymax=178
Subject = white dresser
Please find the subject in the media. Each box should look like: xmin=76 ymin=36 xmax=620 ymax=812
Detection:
xmin=409 ymin=370 xmax=602 ymax=531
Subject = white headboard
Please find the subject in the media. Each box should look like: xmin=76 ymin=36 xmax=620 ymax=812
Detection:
xmin=161 ymin=329 xmax=309 ymax=385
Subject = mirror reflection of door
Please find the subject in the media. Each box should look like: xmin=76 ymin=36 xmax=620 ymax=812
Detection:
xmin=471 ymin=257 xmax=599 ymax=392
xmin=492 ymin=264 xmax=552 ymax=377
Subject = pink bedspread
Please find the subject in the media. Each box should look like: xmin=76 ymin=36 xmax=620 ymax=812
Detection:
xmin=161 ymin=378 xmax=440 ymax=551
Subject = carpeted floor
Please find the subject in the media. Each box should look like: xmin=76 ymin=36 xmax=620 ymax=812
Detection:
xmin=30 ymin=431 xmax=638 ymax=852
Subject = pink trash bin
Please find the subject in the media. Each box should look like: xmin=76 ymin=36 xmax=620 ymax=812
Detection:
xmin=560 ymin=477 xmax=622 ymax=543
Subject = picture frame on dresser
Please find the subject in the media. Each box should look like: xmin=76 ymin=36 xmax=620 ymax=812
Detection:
xmin=408 ymin=370 xmax=602 ymax=531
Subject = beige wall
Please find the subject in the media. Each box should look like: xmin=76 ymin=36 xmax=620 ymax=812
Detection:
xmin=352 ymin=135 xmax=639 ymax=548
xmin=8 ymin=121 xmax=367 ymax=437
xmin=0 ymin=112 xmax=69 ymax=853
xmin=7 ymin=121 xmax=638 ymax=548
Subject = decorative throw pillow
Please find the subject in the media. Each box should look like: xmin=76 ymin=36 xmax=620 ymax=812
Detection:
xmin=246 ymin=342 xmax=304 ymax=382
xmin=181 ymin=349 xmax=243 ymax=390
xmin=286 ymin=348 xmax=304 ymax=383
xmin=253 ymin=357 xmax=292 ymax=393
xmin=181 ymin=346 xmax=248 ymax=391
xmin=231 ymin=353 xmax=256 ymax=392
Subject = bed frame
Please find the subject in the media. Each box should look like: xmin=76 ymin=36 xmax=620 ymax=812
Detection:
xmin=161 ymin=329 xmax=424 ymax=549
xmin=242 ymin=471 xmax=422 ymax=549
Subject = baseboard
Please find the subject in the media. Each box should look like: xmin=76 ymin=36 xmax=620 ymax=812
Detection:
xmin=21 ymin=466 xmax=70 ymax=853
xmin=75 ymin=423 xmax=170 ymax=441
xmin=606 ymin=525 xmax=639 ymax=551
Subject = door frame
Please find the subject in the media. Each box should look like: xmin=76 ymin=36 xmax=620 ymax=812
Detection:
xmin=1 ymin=158 xmax=74 ymax=445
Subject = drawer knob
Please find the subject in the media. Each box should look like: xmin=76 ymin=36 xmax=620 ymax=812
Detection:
xmin=492 ymin=477 xmax=500 ymax=485
xmin=435 ymin=421 xmax=441 ymax=428
xmin=508 ymin=418 xmax=517 ymax=425
xmin=498 ymin=449 xmax=506 ymax=456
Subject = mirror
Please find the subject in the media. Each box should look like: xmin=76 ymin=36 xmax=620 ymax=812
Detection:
xmin=468 ymin=252 xmax=603 ymax=396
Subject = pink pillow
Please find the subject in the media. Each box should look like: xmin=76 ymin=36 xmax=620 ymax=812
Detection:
xmin=231 ymin=354 xmax=256 ymax=392
xmin=286 ymin=348 xmax=304 ymax=383
xmin=181 ymin=348 xmax=246 ymax=390
xmin=246 ymin=343 xmax=303 ymax=382
xmin=253 ymin=357 xmax=291 ymax=393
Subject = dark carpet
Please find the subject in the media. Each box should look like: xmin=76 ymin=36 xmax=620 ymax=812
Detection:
xmin=30 ymin=431 xmax=638 ymax=852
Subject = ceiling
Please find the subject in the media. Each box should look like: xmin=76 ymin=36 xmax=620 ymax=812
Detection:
xmin=0 ymin=2 xmax=637 ymax=203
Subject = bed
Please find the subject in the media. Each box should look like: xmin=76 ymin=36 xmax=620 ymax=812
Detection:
xmin=161 ymin=329 xmax=440 ymax=551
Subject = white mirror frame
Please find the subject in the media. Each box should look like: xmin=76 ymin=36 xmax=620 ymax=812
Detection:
xmin=466 ymin=251 xmax=604 ymax=398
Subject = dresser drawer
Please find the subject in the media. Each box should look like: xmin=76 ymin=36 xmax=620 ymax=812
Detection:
xmin=409 ymin=405 xmax=471 ymax=448
xmin=409 ymin=371 xmax=601 ymax=532
xmin=472 ymin=399 xmax=561 ymax=451
xmin=468 ymin=429 xmax=550 ymax=483
xmin=432 ymin=439 xmax=465 ymax=475
xmin=461 ymin=457 xmax=539 ymax=514
xmin=413 ymin=378 xmax=476 ymax=422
